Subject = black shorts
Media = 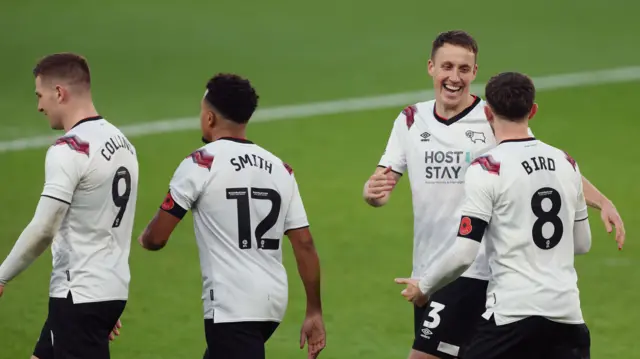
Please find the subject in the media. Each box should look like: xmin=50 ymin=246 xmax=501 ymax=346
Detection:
xmin=32 ymin=291 xmax=126 ymax=359
xmin=413 ymin=276 xmax=488 ymax=358
xmin=466 ymin=315 xmax=591 ymax=359
xmin=202 ymin=319 xmax=279 ymax=359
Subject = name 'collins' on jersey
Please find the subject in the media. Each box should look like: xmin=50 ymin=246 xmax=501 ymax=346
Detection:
xmin=378 ymin=97 xmax=533 ymax=280
xmin=42 ymin=117 xmax=139 ymax=303
xmin=164 ymin=137 xmax=309 ymax=323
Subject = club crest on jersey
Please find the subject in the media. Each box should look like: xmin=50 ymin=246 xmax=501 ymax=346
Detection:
xmin=471 ymin=155 xmax=501 ymax=175
xmin=563 ymin=151 xmax=577 ymax=171
xmin=459 ymin=216 xmax=472 ymax=236
xmin=187 ymin=149 xmax=214 ymax=170
xmin=403 ymin=105 xmax=417 ymax=129
xmin=54 ymin=135 xmax=90 ymax=156
xmin=465 ymin=130 xmax=486 ymax=144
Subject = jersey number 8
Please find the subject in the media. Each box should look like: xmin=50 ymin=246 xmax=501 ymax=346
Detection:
xmin=226 ymin=187 xmax=282 ymax=250
xmin=531 ymin=187 xmax=564 ymax=250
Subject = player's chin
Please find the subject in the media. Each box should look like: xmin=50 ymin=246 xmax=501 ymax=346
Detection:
xmin=439 ymin=87 xmax=465 ymax=106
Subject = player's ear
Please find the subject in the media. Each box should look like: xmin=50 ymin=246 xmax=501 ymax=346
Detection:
xmin=55 ymin=85 xmax=66 ymax=103
xmin=473 ymin=63 xmax=478 ymax=76
xmin=528 ymin=103 xmax=538 ymax=120
xmin=483 ymin=105 xmax=494 ymax=122
xmin=427 ymin=59 xmax=435 ymax=76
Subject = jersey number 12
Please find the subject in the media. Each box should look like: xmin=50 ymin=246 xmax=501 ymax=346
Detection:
xmin=226 ymin=187 xmax=282 ymax=250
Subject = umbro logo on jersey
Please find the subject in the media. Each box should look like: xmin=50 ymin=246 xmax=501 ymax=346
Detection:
xmin=420 ymin=132 xmax=431 ymax=142
xmin=465 ymin=130 xmax=486 ymax=144
xmin=421 ymin=327 xmax=433 ymax=339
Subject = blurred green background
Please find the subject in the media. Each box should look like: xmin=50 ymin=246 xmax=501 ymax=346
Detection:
xmin=1 ymin=0 xmax=639 ymax=358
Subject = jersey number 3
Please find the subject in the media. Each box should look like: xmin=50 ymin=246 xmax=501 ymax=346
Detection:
xmin=531 ymin=187 xmax=564 ymax=250
xmin=226 ymin=187 xmax=281 ymax=250
xmin=111 ymin=166 xmax=132 ymax=228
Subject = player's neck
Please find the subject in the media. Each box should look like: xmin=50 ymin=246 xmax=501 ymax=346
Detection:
xmin=435 ymin=94 xmax=476 ymax=119
xmin=494 ymin=122 xmax=531 ymax=144
xmin=62 ymin=102 xmax=99 ymax=133
xmin=210 ymin=128 xmax=247 ymax=142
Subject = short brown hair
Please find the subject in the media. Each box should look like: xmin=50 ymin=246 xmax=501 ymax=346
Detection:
xmin=431 ymin=30 xmax=478 ymax=60
xmin=484 ymin=72 xmax=535 ymax=121
xmin=33 ymin=53 xmax=91 ymax=87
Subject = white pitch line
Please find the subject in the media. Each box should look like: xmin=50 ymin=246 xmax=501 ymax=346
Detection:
xmin=2 ymin=66 xmax=640 ymax=153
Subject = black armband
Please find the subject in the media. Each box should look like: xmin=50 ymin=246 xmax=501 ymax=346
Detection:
xmin=160 ymin=191 xmax=187 ymax=219
xmin=457 ymin=216 xmax=488 ymax=242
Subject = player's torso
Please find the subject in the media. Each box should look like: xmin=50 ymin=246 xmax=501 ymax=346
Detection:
xmin=51 ymin=117 xmax=139 ymax=302
xmin=193 ymin=138 xmax=293 ymax=322
xmin=482 ymin=140 xmax=583 ymax=324
xmin=404 ymin=98 xmax=496 ymax=279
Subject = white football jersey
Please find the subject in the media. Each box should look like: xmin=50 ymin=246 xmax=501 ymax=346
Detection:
xmin=461 ymin=138 xmax=587 ymax=325
xmin=42 ymin=116 xmax=139 ymax=303
xmin=165 ymin=137 xmax=309 ymax=323
xmin=379 ymin=97 xmax=533 ymax=280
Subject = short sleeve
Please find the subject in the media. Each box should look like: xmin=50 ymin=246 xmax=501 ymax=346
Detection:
xmin=459 ymin=157 xmax=497 ymax=223
xmin=378 ymin=111 xmax=409 ymax=174
xmin=41 ymin=142 xmax=85 ymax=204
xmin=167 ymin=148 xmax=213 ymax=212
xmin=284 ymin=175 xmax=309 ymax=231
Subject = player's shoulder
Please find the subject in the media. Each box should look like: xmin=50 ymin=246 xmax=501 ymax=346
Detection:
xmin=469 ymin=150 xmax=503 ymax=176
xmin=390 ymin=99 xmax=435 ymax=129
xmin=249 ymin=143 xmax=297 ymax=177
xmin=540 ymin=142 xmax=580 ymax=173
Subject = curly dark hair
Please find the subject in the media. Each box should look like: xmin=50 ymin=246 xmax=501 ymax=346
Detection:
xmin=204 ymin=73 xmax=259 ymax=124
xmin=485 ymin=72 xmax=536 ymax=121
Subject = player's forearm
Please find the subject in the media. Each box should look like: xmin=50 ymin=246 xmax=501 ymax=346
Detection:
xmin=418 ymin=238 xmax=480 ymax=297
xmin=292 ymin=239 xmax=322 ymax=313
xmin=0 ymin=197 xmax=67 ymax=285
xmin=581 ymin=176 xmax=610 ymax=210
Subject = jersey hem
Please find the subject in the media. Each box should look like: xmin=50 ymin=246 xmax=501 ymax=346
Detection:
xmin=206 ymin=316 xmax=283 ymax=323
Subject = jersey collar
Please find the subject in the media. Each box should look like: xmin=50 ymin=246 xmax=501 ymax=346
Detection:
xmin=71 ymin=116 xmax=103 ymax=129
xmin=499 ymin=137 xmax=537 ymax=145
xmin=218 ymin=137 xmax=254 ymax=144
xmin=433 ymin=95 xmax=481 ymax=126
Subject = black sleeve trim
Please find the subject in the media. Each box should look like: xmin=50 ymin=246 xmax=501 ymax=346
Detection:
xmin=41 ymin=195 xmax=71 ymax=205
xmin=376 ymin=165 xmax=403 ymax=176
xmin=284 ymin=225 xmax=310 ymax=234
xmin=160 ymin=191 xmax=187 ymax=219
xmin=575 ymin=217 xmax=588 ymax=222
xmin=457 ymin=216 xmax=488 ymax=243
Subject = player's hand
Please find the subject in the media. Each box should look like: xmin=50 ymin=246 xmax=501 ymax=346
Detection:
xmin=300 ymin=311 xmax=326 ymax=359
xmin=395 ymin=278 xmax=428 ymax=307
xmin=109 ymin=319 xmax=122 ymax=342
xmin=365 ymin=166 xmax=397 ymax=200
xmin=600 ymin=200 xmax=625 ymax=250
xmin=0 ymin=284 xmax=4 ymax=298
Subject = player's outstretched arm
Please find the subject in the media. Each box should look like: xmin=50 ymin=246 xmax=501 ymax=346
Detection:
xmin=581 ymin=176 xmax=625 ymax=249
xmin=0 ymin=196 xmax=69 ymax=295
xmin=363 ymin=166 xmax=401 ymax=207
xmin=286 ymin=227 xmax=326 ymax=358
